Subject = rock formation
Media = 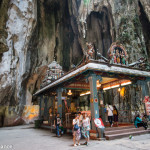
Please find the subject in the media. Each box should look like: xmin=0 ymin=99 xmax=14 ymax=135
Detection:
xmin=0 ymin=0 xmax=150 ymax=125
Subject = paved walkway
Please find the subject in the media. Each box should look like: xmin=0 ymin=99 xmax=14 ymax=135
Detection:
xmin=0 ymin=125 xmax=150 ymax=150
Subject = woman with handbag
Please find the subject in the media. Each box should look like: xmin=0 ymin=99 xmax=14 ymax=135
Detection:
xmin=82 ymin=113 xmax=90 ymax=146
xmin=72 ymin=114 xmax=81 ymax=146
xmin=113 ymin=105 xmax=118 ymax=127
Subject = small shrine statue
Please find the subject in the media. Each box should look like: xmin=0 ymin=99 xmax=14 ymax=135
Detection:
xmin=86 ymin=42 xmax=95 ymax=60
xmin=116 ymin=49 xmax=120 ymax=64
xmin=108 ymin=42 xmax=128 ymax=66
xmin=121 ymin=51 xmax=126 ymax=65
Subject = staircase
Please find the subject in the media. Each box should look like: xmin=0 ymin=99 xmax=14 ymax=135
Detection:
xmin=104 ymin=125 xmax=150 ymax=140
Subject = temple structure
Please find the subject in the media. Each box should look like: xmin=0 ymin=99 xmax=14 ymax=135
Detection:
xmin=33 ymin=42 xmax=150 ymax=139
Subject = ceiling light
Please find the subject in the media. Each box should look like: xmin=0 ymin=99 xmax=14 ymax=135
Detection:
xmin=67 ymin=90 xmax=72 ymax=95
xmin=121 ymin=82 xmax=132 ymax=86
xmin=80 ymin=91 xmax=91 ymax=96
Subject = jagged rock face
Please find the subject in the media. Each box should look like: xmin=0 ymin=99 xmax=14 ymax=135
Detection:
xmin=0 ymin=0 xmax=150 ymax=120
xmin=0 ymin=0 xmax=10 ymax=59
xmin=70 ymin=0 xmax=149 ymax=62
xmin=0 ymin=0 xmax=37 ymax=106
xmin=139 ymin=0 xmax=150 ymax=62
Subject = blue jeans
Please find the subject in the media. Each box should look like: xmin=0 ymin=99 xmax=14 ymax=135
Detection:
xmin=108 ymin=116 xmax=113 ymax=126
xmin=56 ymin=125 xmax=60 ymax=136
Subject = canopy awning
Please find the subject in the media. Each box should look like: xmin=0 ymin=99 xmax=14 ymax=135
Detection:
xmin=34 ymin=61 xmax=150 ymax=96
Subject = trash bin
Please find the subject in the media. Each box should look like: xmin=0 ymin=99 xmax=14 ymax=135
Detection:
xmin=34 ymin=120 xmax=41 ymax=128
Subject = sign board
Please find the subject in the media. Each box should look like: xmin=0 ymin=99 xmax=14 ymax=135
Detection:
xmin=143 ymin=96 xmax=150 ymax=115
xmin=94 ymin=118 xmax=105 ymax=128
xmin=94 ymin=98 xmax=98 ymax=103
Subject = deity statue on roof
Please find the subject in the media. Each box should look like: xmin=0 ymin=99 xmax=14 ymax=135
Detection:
xmin=121 ymin=51 xmax=126 ymax=65
xmin=86 ymin=42 xmax=95 ymax=60
xmin=108 ymin=42 xmax=128 ymax=66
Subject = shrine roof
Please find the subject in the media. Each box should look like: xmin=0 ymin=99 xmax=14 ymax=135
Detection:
xmin=34 ymin=61 xmax=150 ymax=96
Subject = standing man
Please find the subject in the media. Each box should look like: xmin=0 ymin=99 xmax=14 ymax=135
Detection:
xmin=107 ymin=103 xmax=113 ymax=127
xmin=54 ymin=113 xmax=62 ymax=137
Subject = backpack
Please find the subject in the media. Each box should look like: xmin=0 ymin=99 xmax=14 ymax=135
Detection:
xmin=74 ymin=124 xmax=79 ymax=131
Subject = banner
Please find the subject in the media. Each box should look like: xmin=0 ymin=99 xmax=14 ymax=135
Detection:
xmin=143 ymin=96 xmax=150 ymax=115
xmin=94 ymin=118 xmax=105 ymax=128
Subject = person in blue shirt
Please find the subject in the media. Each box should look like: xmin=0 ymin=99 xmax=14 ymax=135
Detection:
xmin=54 ymin=113 xmax=62 ymax=137
xmin=134 ymin=114 xmax=147 ymax=130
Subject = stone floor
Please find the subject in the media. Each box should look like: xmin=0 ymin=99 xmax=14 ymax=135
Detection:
xmin=0 ymin=124 xmax=150 ymax=150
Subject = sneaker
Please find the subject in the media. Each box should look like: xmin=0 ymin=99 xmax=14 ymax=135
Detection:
xmin=78 ymin=143 xmax=80 ymax=146
xmin=74 ymin=144 xmax=77 ymax=147
xmin=83 ymin=142 xmax=87 ymax=145
xmin=86 ymin=142 xmax=89 ymax=146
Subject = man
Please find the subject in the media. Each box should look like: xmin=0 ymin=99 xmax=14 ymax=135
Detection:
xmin=54 ymin=113 xmax=62 ymax=137
xmin=107 ymin=103 xmax=113 ymax=127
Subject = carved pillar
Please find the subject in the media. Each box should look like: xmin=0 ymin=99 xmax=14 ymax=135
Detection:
xmin=44 ymin=96 xmax=48 ymax=120
xmin=88 ymin=73 xmax=104 ymax=138
xmin=99 ymin=89 xmax=106 ymax=123
xmin=39 ymin=95 xmax=43 ymax=119
xmin=57 ymin=88 xmax=63 ymax=118
xmin=137 ymin=79 xmax=150 ymax=119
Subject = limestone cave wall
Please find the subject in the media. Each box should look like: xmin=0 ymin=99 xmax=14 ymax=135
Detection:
xmin=0 ymin=0 xmax=150 ymax=125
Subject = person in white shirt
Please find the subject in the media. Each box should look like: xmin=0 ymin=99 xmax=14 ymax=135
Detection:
xmin=82 ymin=113 xmax=90 ymax=146
xmin=78 ymin=112 xmax=83 ymax=127
xmin=107 ymin=103 xmax=113 ymax=127
xmin=72 ymin=114 xmax=81 ymax=147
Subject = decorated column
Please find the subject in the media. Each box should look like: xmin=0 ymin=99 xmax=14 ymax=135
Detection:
xmin=39 ymin=95 xmax=43 ymax=119
xmin=88 ymin=73 xmax=104 ymax=139
xmin=57 ymin=87 xmax=63 ymax=118
xmin=137 ymin=79 xmax=150 ymax=119
xmin=98 ymin=89 xmax=106 ymax=123
xmin=142 ymin=81 xmax=150 ymax=119
xmin=88 ymin=73 xmax=104 ymax=138
xmin=44 ymin=96 xmax=48 ymax=120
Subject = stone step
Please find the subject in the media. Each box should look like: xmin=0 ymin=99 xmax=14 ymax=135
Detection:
xmin=105 ymin=127 xmax=146 ymax=135
xmin=105 ymin=125 xmax=134 ymax=131
xmin=105 ymin=129 xmax=150 ymax=140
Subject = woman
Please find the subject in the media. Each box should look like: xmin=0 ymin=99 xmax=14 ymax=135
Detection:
xmin=113 ymin=105 xmax=118 ymax=126
xmin=134 ymin=114 xmax=147 ymax=130
xmin=72 ymin=114 xmax=81 ymax=147
xmin=107 ymin=103 xmax=113 ymax=127
xmin=82 ymin=113 xmax=90 ymax=146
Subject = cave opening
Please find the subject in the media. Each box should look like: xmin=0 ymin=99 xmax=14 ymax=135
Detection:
xmin=138 ymin=1 xmax=150 ymax=61
xmin=40 ymin=0 xmax=83 ymax=71
xmin=86 ymin=7 xmax=112 ymax=58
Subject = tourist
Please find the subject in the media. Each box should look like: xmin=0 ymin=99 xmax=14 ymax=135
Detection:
xmin=134 ymin=114 xmax=147 ymax=130
xmin=142 ymin=114 xmax=149 ymax=124
xmin=72 ymin=114 xmax=80 ymax=146
xmin=78 ymin=112 xmax=83 ymax=130
xmin=54 ymin=113 xmax=62 ymax=137
xmin=82 ymin=113 xmax=90 ymax=146
xmin=107 ymin=103 xmax=113 ymax=127
xmin=113 ymin=105 xmax=118 ymax=126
